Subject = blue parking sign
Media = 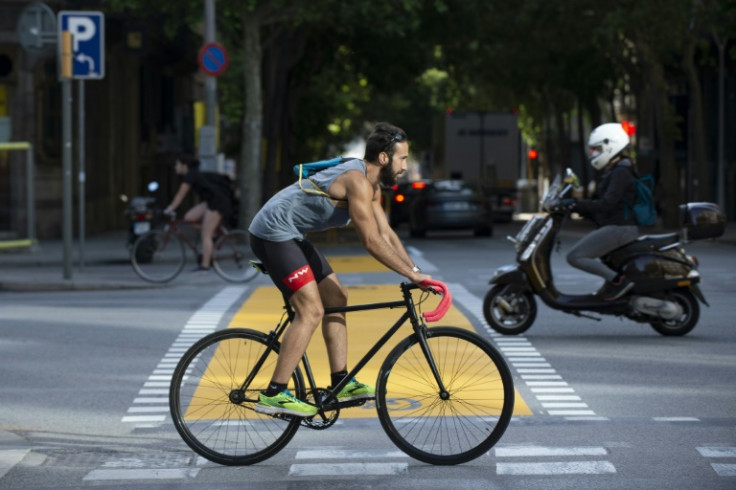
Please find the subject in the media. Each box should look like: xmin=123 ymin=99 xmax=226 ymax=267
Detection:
xmin=58 ymin=11 xmax=105 ymax=80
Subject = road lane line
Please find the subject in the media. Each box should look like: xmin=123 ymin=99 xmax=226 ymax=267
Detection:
xmin=0 ymin=449 xmax=30 ymax=480
xmin=495 ymin=446 xmax=608 ymax=457
xmin=697 ymin=447 xmax=736 ymax=457
xmin=295 ymin=448 xmax=407 ymax=459
xmin=711 ymin=464 xmax=736 ymax=477
xmin=288 ymin=462 xmax=408 ymax=476
xmin=83 ymin=468 xmax=200 ymax=481
xmin=496 ymin=461 xmax=616 ymax=475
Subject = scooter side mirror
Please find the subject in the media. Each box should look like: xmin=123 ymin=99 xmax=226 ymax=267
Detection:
xmin=147 ymin=181 xmax=159 ymax=192
xmin=563 ymin=169 xmax=581 ymax=188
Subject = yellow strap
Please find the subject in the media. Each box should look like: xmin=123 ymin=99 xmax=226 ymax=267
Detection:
xmin=297 ymin=166 xmax=331 ymax=197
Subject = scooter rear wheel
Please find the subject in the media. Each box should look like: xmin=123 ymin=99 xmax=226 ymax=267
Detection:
xmin=483 ymin=285 xmax=537 ymax=335
xmin=648 ymin=288 xmax=699 ymax=336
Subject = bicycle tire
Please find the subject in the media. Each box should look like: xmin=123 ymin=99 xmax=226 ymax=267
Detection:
xmin=131 ymin=229 xmax=185 ymax=283
xmin=170 ymin=328 xmax=305 ymax=466
xmin=212 ymin=230 xmax=259 ymax=283
xmin=375 ymin=326 xmax=514 ymax=465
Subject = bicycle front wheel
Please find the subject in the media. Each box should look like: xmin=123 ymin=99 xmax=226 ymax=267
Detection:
xmin=212 ymin=230 xmax=259 ymax=283
xmin=131 ymin=229 xmax=185 ymax=283
xmin=376 ymin=327 xmax=514 ymax=465
xmin=170 ymin=328 xmax=305 ymax=466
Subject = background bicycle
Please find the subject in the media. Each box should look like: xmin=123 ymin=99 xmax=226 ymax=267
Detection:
xmin=169 ymin=276 xmax=514 ymax=466
xmin=130 ymin=213 xmax=258 ymax=283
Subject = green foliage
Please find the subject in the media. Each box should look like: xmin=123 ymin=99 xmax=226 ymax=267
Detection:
xmin=106 ymin=0 xmax=731 ymax=189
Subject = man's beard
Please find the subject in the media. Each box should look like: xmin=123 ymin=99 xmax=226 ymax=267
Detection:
xmin=379 ymin=163 xmax=400 ymax=187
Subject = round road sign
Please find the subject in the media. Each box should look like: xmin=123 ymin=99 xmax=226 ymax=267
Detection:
xmin=198 ymin=42 xmax=229 ymax=77
xmin=16 ymin=2 xmax=57 ymax=54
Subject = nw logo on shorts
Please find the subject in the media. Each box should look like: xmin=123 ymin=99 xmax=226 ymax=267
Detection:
xmin=288 ymin=267 xmax=310 ymax=283
xmin=283 ymin=265 xmax=315 ymax=292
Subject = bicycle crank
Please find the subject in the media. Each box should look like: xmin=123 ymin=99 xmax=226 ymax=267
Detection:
xmin=302 ymin=388 xmax=339 ymax=430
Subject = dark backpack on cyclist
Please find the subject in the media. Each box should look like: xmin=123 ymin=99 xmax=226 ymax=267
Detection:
xmin=624 ymin=169 xmax=656 ymax=226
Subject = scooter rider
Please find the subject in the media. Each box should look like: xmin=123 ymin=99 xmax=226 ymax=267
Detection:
xmin=558 ymin=122 xmax=638 ymax=301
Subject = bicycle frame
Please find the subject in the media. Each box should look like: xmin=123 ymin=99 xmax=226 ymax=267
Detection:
xmin=163 ymin=218 xmax=233 ymax=256
xmin=238 ymin=282 xmax=450 ymax=411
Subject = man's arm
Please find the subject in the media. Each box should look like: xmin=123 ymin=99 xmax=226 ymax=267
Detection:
xmin=345 ymin=176 xmax=429 ymax=283
xmin=372 ymin=189 xmax=417 ymax=269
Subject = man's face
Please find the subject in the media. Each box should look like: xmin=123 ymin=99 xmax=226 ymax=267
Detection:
xmin=379 ymin=141 xmax=409 ymax=187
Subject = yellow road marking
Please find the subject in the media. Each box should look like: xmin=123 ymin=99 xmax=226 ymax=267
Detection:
xmin=325 ymin=255 xmax=391 ymax=273
xmin=227 ymin=283 xmax=532 ymax=418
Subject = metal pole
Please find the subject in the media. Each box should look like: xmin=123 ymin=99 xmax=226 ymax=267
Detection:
xmin=78 ymin=80 xmax=86 ymax=269
xmin=202 ymin=0 xmax=217 ymax=171
xmin=26 ymin=145 xmax=35 ymax=244
xmin=62 ymin=78 xmax=73 ymax=279
xmin=716 ymin=37 xmax=725 ymax=210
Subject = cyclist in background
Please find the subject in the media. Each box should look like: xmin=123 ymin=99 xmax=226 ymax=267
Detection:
xmin=248 ymin=122 xmax=431 ymax=417
xmin=164 ymin=155 xmax=234 ymax=272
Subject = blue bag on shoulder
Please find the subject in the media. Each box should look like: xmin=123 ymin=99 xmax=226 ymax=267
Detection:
xmin=293 ymin=157 xmax=347 ymax=178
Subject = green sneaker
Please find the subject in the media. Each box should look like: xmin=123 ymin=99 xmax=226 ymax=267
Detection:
xmin=337 ymin=378 xmax=375 ymax=402
xmin=255 ymin=390 xmax=318 ymax=418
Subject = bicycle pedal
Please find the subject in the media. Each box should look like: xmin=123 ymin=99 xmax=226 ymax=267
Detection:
xmin=337 ymin=398 xmax=372 ymax=409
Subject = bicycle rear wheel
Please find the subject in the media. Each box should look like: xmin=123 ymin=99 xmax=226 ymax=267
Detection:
xmin=170 ymin=328 xmax=305 ymax=466
xmin=131 ymin=229 xmax=185 ymax=283
xmin=376 ymin=326 xmax=514 ymax=465
xmin=212 ymin=230 xmax=259 ymax=283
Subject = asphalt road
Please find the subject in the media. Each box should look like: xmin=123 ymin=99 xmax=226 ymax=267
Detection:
xmin=1 ymin=222 xmax=734 ymax=489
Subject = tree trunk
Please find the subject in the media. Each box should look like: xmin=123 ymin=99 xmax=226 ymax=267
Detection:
xmin=650 ymin=60 xmax=681 ymax=228
xmin=239 ymin=12 xmax=264 ymax=231
xmin=682 ymin=40 xmax=709 ymax=202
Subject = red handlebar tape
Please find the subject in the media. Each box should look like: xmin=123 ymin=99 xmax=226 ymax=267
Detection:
xmin=419 ymin=279 xmax=453 ymax=322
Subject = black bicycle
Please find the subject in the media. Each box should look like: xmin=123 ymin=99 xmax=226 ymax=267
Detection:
xmin=169 ymin=265 xmax=514 ymax=466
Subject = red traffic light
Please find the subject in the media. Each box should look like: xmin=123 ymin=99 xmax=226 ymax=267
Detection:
xmin=621 ymin=120 xmax=636 ymax=136
xmin=528 ymin=148 xmax=538 ymax=160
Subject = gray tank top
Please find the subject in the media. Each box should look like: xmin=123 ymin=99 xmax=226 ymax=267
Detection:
xmin=248 ymin=158 xmax=366 ymax=241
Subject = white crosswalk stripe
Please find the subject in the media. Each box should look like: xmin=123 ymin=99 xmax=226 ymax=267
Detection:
xmin=121 ymin=286 xmax=246 ymax=427
xmin=697 ymin=446 xmax=736 ymax=477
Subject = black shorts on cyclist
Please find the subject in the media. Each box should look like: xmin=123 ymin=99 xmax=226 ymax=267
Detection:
xmin=249 ymin=234 xmax=333 ymax=300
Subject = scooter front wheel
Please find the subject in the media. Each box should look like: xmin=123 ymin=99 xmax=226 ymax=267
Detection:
xmin=483 ymin=285 xmax=537 ymax=335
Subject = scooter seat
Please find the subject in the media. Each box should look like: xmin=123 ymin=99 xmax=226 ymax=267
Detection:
xmin=626 ymin=232 xmax=680 ymax=252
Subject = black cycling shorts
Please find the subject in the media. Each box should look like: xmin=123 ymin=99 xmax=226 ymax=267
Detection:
xmin=249 ymin=234 xmax=334 ymax=299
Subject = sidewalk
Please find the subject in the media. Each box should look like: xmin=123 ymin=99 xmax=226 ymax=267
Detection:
xmin=0 ymin=228 xmax=363 ymax=292
xmin=1 ymin=222 xmax=735 ymax=293
xmin=0 ymin=230 xmax=161 ymax=292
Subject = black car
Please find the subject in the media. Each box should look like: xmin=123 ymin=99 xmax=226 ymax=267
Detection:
xmin=489 ymin=188 xmax=517 ymax=223
xmin=408 ymin=180 xmax=493 ymax=238
xmin=388 ymin=180 xmax=431 ymax=226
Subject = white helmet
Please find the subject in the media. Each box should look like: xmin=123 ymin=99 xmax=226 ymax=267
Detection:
xmin=587 ymin=123 xmax=630 ymax=170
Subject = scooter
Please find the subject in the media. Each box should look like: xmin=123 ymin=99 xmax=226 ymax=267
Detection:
xmin=483 ymin=169 xmax=725 ymax=337
xmin=120 ymin=181 xmax=160 ymax=263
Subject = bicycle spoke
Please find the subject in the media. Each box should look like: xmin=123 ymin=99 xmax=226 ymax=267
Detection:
xmin=212 ymin=231 xmax=259 ymax=283
xmin=377 ymin=327 xmax=513 ymax=465
xmin=170 ymin=329 xmax=304 ymax=465
xmin=131 ymin=229 xmax=185 ymax=282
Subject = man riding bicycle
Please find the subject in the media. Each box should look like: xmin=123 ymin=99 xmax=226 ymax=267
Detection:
xmin=248 ymin=122 xmax=431 ymax=417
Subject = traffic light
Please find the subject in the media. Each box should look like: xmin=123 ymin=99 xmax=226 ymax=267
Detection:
xmin=528 ymin=148 xmax=538 ymax=160
xmin=621 ymin=120 xmax=636 ymax=136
